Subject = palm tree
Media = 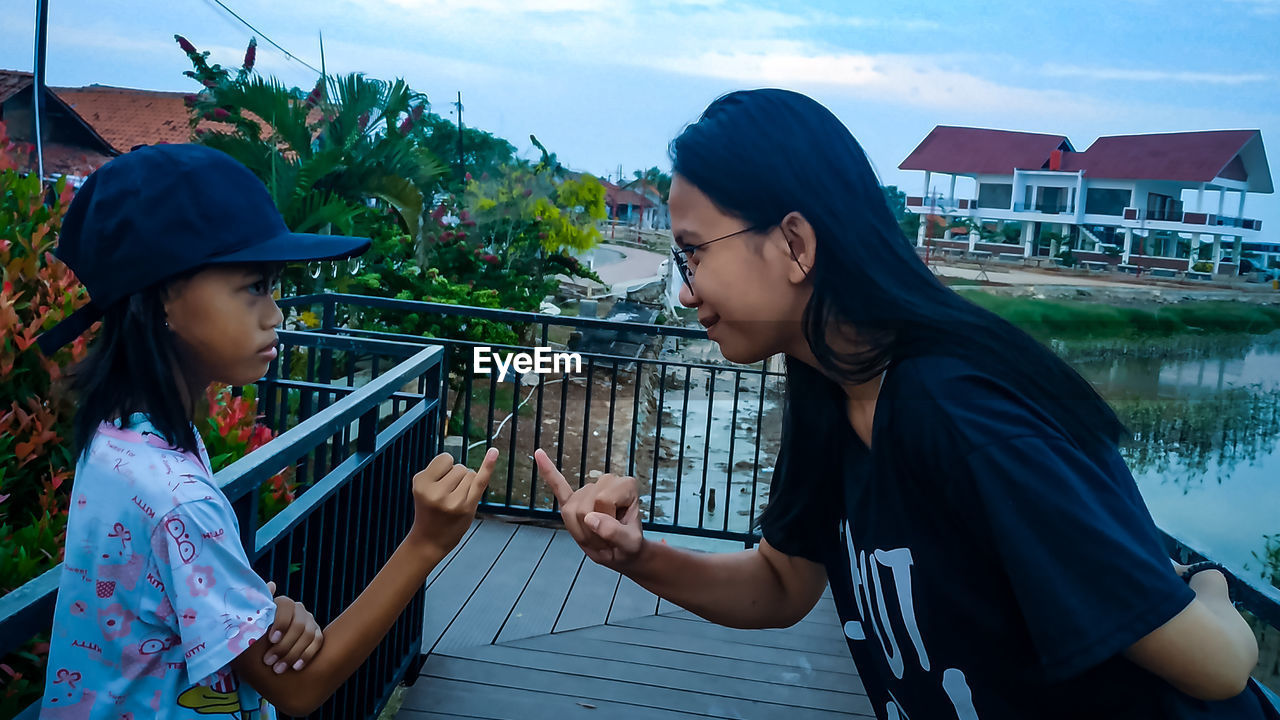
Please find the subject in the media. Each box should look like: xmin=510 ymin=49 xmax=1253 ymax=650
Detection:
xmin=630 ymin=166 xmax=671 ymax=202
xmin=176 ymin=36 xmax=447 ymax=252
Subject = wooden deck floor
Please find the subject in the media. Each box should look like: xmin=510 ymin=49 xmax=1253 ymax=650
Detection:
xmin=397 ymin=517 xmax=872 ymax=719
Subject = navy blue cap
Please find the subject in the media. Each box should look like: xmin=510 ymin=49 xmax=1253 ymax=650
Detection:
xmin=36 ymin=144 xmax=370 ymax=354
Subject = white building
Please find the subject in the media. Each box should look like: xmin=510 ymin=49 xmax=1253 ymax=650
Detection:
xmin=899 ymin=126 xmax=1273 ymax=274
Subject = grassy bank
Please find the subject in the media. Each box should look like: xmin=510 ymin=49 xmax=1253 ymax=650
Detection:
xmin=964 ymin=294 xmax=1280 ymax=339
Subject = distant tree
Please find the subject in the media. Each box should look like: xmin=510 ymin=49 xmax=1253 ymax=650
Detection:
xmin=417 ymin=112 xmax=518 ymax=190
xmin=631 ymin=167 xmax=672 ymax=202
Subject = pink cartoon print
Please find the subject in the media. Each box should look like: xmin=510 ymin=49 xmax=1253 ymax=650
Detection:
xmin=93 ymin=522 xmax=145 ymax=599
xmin=187 ymin=564 xmax=216 ymax=597
xmin=43 ymin=668 xmax=97 ymax=719
xmin=158 ymin=513 xmax=203 ymax=565
xmin=97 ymin=603 xmax=137 ymax=640
xmin=222 ymin=586 xmax=273 ymax=654
xmin=119 ymin=633 xmax=180 ymax=680
xmin=154 ymin=594 xmax=174 ymax=621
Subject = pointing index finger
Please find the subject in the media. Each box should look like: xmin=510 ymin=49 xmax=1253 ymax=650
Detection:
xmin=534 ymin=449 xmax=573 ymax=506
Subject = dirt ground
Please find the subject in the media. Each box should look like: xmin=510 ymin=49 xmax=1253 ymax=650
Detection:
xmin=445 ymin=351 xmax=785 ymax=525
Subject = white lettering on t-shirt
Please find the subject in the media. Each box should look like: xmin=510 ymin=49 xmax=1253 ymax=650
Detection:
xmin=843 ymin=520 xmax=980 ymax=719
xmin=943 ymin=668 xmax=980 ymax=720
xmin=875 ymin=548 xmax=931 ymax=673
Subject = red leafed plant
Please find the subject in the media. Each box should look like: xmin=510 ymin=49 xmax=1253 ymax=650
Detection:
xmin=203 ymin=384 xmax=298 ymax=524
xmin=0 ymin=121 xmax=86 ymax=595
xmin=0 ymin=120 xmax=87 ymax=718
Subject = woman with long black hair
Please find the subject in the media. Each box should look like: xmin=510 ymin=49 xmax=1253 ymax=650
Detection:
xmin=535 ymin=88 xmax=1271 ymax=719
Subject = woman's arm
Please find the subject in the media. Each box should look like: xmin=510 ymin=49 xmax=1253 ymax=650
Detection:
xmin=1124 ymin=568 xmax=1259 ymax=701
xmin=534 ymin=449 xmax=828 ymax=630
xmin=625 ymin=536 xmax=829 ymax=629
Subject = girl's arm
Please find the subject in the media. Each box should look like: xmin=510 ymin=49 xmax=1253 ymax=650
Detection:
xmin=1124 ymin=568 xmax=1259 ymax=701
xmin=534 ymin=450 xmax=828 ymax=630
xmin=231 ymin=450 xmax=497 ymax=716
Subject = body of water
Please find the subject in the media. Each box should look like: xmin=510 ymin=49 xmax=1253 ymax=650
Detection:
xmin=1067 ymin=332 xmax=1280 ymax=580
xmin=642 ymin=332 xmax=1280 ymax=579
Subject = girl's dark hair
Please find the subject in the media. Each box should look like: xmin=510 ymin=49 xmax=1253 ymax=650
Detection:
xmin=72 ymin=279 xmax=199 ymax=460
xmin=669 ymin=89 xmax=1125 ymax=531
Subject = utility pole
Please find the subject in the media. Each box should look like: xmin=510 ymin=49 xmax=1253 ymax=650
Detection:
xmin=455 ymin=91 xmax=464 ymax=180
xmin=33 ymin=0 xmax=50 ymax=179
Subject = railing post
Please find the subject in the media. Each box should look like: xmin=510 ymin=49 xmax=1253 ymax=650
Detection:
xmin=232 ymin=491 xmax=260 ymax=560
xmin=318 ymin=294 xmax=337 ymax=409
xmin=358 ymin=405 xmax=379 ymax=455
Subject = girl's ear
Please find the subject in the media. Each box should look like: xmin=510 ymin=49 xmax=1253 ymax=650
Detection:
xmin=778 ymin=211 xmax=817 ymax=284
xmin=159 ymin=275 xmax=194 ymax=329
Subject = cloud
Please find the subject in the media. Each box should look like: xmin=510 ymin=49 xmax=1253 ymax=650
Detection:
xmin=1042 ymin=63 xmax=1270 ymax=85
xmin=649 ymin=50 xmax=1100 ymax=118
xmin=1223 ymin=0 xmax=1280 ymax=15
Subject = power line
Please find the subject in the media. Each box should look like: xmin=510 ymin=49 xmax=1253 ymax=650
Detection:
xmin=201 ymin=0 xmax=324 ymax=75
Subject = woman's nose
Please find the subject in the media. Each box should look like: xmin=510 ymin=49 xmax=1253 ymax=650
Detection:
xmin=678 ymin=281 xmax=699 ymax=308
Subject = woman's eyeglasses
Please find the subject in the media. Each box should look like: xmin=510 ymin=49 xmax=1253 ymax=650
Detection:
xmin=670 ymin=225 xmax=761 ymax=291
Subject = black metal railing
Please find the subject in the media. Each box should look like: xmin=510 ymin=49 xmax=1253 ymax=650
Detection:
xmin=277 ymin=292 xmax=1280 ymax=699
xmin=0 ymin=331 xmax=443 ymax=720
xmin=278 ymin=292 xmax=787 ymax=547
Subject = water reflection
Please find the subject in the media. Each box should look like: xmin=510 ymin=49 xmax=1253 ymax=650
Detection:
xmin=1061 ymin=332 xmax=1280 ymax=578
xmin=1110 ymin=387 xmax=1280 ymax=488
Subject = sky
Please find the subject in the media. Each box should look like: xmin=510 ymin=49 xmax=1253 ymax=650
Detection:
xmin=4 ymin=0 xmax=1279 ymax=234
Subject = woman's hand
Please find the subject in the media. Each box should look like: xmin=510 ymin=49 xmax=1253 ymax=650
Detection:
xmin=534 ymin=449 xmax=645 ymax=570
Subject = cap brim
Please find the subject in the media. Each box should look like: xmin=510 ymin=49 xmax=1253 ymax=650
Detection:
xmin=209 ymin=232 xmax=371 ymax=265
xmin=36 ymin=302 xmax=104 ymax=355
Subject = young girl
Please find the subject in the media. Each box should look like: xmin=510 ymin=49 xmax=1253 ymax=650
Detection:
xmin=533 ymin=89 xmax=1274 ymax=719
xmin=37 ymin=144 xmax=497 ymax=719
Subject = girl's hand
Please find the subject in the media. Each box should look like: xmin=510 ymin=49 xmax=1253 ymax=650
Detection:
xmin=262 ymin=581 xmax=323 ymax=674
xmin=409 ymin=448 xmax=498 ymax=555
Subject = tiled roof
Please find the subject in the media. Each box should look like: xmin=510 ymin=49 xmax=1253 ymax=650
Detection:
xmin=41 ymin=143 xmax=113 ymax=176
xmin=899 ymin=126 xmax=1072 ymax=175
xmin=0 ymin=70 xmax=32 ymax=104
xmin=53 ymin=85 xmax=198 ymax=152
xmin=902 ymin=124 xmax=1268 ymax=187
xmin=1059 ymin=130 xmax=1260 ymax=182
xmin=606 ymin=186 xmax=654 ymax=209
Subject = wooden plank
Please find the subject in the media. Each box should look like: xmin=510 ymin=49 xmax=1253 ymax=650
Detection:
xmin=607 ymin=575 xmax=659 ymax=624
xmin=435 ymin=525 xmax=556 ymax=651
xmin=806 ymin=595 xmax=842 ymax=626
xmin=414 ymin=652 xmax=863 ymax=720
xmin=665 ymin=608 xmax=842 ymax=641
xmin=619 ymin=614 xmax=852 ymax=657
xmin=508 ymin=631 xmax=866 ymax=696
xmin=452 ymin=641 xmax=873 ymax=715
xmin=557 ymin=622 xmax=859 ymax=676
xmin=495 ymin=530 xmax=585 ymax=643
xmin=552 ymin=558 xmax=620 ymax=633
xmin=422 ymin=520 xmax=517 ymax=652
xmin=402 ymin=672 xmax=713 ymax=720
xmin=425 ymin=519 xmax=481 ymax=589
xmin=657 ymin=598 xmax=682 ymax=615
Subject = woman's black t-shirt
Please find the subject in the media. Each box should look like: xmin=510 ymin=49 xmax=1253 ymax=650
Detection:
xmin=761 ymin=354 xmax=1269 ymax=720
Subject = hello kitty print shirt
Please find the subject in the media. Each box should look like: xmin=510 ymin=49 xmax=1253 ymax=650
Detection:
xmin=42 ymin=415 xmax=277 ymax=719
